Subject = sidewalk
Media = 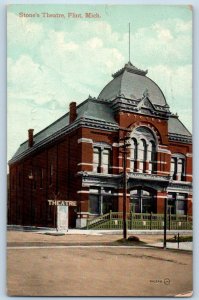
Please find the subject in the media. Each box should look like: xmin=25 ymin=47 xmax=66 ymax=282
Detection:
xmin=7 ymin=227 xmax=192 ymax=251
xmin=147 ymin=242 xmax=193 ymax=251
xmin=7 ymin=225 xmax=193 ymax=236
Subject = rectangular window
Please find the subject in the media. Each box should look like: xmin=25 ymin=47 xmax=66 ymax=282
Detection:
xmin=89 ymin=193 xmax=100 ymax=214
xmin=130 ymin=160 xmax=135 ymax=172
xmin=89 ymin=187 xmax=114 ymax=215
xmin=168 ymin=193 xmax=176 ymax=214
xmin=176 ymin=200 xmax=186 ymax=215
xmin=93 ymin=147 xmax=100 ymax=173
xmin=130 ymin=198 xmax=140 ymax=213
xmin=93 ymin=146 xmax=112 ymax=174
xmin=170 ymin=158 xmax=177 ymax=179
xmin=177 ymin=159 xmax=185 ymax=181
xmin=102 ymin=149 xmax=110 ymax=174
xmin=176 ymin=194 xmax=187 ymax=215
xmin=148 ymin=162 xmax=152 ymax=173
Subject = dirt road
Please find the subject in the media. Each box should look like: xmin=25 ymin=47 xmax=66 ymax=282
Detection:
xmin=7 ymin=231 xmax=192 ymax=296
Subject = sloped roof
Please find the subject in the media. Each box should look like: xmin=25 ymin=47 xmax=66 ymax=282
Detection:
xmin=98 ymin=62 xmax=168 ymax=107
xmin=168 ymin=115 xmax=192 ymax=137
xmin=12 ymin=113 xmax=70 ymax=159
xmin=77 ymin=98 xmax=116 ymax=123
xmin=10 ymin=98 xmax=117 ymax=162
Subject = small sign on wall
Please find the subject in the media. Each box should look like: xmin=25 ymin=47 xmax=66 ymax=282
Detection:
xmin=57 ymin=205 xmax=68 ymax=231
xmin=48 ymin=200 xmax=77 ymax=206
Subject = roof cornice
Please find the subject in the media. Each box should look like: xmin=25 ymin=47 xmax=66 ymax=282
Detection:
xmin=8 ymin=117 xmax=119 ymax=165
xmin=169 ymin=133 xmax=192 ymax=144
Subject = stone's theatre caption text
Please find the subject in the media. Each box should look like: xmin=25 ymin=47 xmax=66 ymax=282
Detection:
xmin=19 ymin=12 xmax=101 ymax=19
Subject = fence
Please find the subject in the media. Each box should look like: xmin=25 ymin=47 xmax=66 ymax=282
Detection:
xmin=86 ymin=211 xmax=192 ymax=230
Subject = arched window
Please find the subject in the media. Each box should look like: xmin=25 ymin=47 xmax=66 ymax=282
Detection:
xmin=138 ymin=139 xmax=147 ymax=172
xmin=130 ymin=138 xmax=137 ymax=171
xmin=148 ymin=141 xmax=156 ymax=173
xmin=130 ymin=126 xmax=157 ymax=174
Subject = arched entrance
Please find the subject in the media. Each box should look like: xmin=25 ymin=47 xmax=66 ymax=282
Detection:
xmin=130 ymin=188 xmax=157 ymax=213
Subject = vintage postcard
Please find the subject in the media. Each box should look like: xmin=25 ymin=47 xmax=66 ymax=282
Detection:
xmin=7 ymin=4 xmax=192 ymax=297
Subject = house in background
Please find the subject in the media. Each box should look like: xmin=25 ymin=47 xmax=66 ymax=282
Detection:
xmin=8 ymin=62 xmax=192 ymax=229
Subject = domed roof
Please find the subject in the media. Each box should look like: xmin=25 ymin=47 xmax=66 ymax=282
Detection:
xmin=98 ymin=62 xmax=168 ymax=107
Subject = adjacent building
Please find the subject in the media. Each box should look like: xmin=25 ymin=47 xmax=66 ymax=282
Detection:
xmin=8 ymin=62 xmax=192 ymax=228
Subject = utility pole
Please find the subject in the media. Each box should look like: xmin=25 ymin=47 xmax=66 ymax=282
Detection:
xmin=120 ymin=135 xmax=131 ymax=240
xmin=163 ymin=197 xmax=167 ymax=249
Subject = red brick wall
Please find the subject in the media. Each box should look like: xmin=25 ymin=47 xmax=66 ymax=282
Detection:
xmin=8 ymin=111 xmax=192 ymax=227
xmin=8 ymin=128 xmax=83 ymax=228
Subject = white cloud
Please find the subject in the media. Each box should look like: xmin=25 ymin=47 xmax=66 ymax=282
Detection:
xmin=7 ymin=12 xmax=44 ymax=51
xmin=86 ymin=37 xmax=103 ymax=49
xmin=148 ymin=64 xmax=192 ymax=131
xmin=132 ymin=18 xmax=192 ymax=66
xmin=153 ymin=25 xmax=173 ymax=42
xmin=7 ymin=15 xmax=192 ymax=160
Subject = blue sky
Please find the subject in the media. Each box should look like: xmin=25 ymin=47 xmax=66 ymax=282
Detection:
xmin=7 ymin=4 xmax=192 ymax=160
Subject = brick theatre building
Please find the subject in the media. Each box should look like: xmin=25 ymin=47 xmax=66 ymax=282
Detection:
xmin=8 ymin=62 xmax=192 ymax=228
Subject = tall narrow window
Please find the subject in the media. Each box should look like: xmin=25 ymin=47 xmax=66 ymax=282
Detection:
xmin=168 ymin=193 xmax=176 ymax=214
xmin=130 ymin=138 xmax=137 ymax=171
xmin=176 ymin=193 xmax=187 ymax=215
xmin=177 ymin=158 xmax=185 ymax=181
xmin=138 ymin=139 xmax=147 ymax=172
xmin=102 ymin=148 xmax=110 ymax=174
xmin=148 ymin=141 xmax=156 ymax=173
xmin=170 ymin=157 xmax=177 ymax=179
xmin=89 ymin=188 xmax=100 ymax=214
xmin=93 ymin=147 xmax=100 ymax=173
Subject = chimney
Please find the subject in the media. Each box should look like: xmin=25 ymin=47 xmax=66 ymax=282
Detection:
xmin=69 ymin=102 xmax=77 ymax=124
xmin=28 ymin=129 xmax=34 ymax=147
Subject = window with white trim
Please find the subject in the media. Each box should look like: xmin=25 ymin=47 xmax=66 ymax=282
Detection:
xmin=93 ymin=146 xmax=111 ymax=174
xmin=130 ymin=138 xmax=137 ymax=171
xmin=170 ymin=154 xmax=185 ymax=181
xmin=138 ymin=139 xmax=147 ymax=172
xmin=130 ymin=126 xmax=157 ymax=174
xmin=102 ymin=148 xmax=110 ymax=174
xmin=148 ymin=141 xmax=156 ymax=173
xmin=93 ymin=147 xmax=100 ymax=173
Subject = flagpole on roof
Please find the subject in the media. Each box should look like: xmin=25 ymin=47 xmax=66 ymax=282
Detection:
xmin=129 ymin=22 xmax=131 ymax=62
